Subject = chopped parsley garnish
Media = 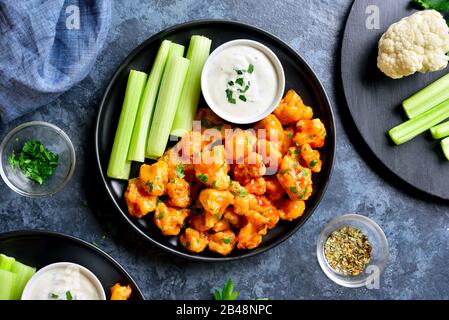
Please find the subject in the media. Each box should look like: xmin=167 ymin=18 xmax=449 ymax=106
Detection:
xmin=147 ymin=181 xmax=154 ymax=192
xmin=157 ymin=212 xmax=164 ymax=220
xmin=222 ymin=238 xmax=231 ymax=244
xmin=226 ymin=89 xmax=236 ymax=104
xmin=175 ymin=163 xmax=185 ymax=179
xmin=50 ymin=293 xmax=59 ymax=299
xmin=289 ymin=186 xmax=297 ymax=194
xmin=8 ymin=139 xmax=58 ymax=184
xmin=169 ymin=178 xmax=176 ymax=183
xmin=225 ymin=64 xmax=254 ymax=104
xmin=310 ymin=160 xmax=318 ymax=167
xmin=238 ymin=84 xmax=250 ymax=93
xmin=238 ymin=189 xmax=249 ymax=197
xmin=197 ymin=173 xmax=208 ymax=184
xmin=66 ymin=290 xmax=73 ymax=300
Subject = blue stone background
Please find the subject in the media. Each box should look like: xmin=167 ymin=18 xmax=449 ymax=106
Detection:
xmin=1 ymin=0 xmax=449 ymax=299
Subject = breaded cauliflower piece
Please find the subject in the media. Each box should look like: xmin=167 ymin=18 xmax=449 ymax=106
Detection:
xmin=377 ymin=10 xmax=449 ymax=79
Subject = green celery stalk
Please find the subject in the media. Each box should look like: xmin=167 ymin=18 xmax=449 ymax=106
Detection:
xmin=146 ymin=55 xmax=190 ymax=158
xmin=0 ymin=253 xmax=15 ymax=271
xmin=403 ymin=73 xmax=449 ymax=119
xmin=107 ymin=70 xmax=148 ymax=180
xmin=0 ymin=270 xmax=16 ymax=300
xmin=127 ymin=40 xmax=172 ymax=162
xmin=171 ymin=35 xmax=212 ymax=137
xmin=430 ymin=120 xmax=449 ymax=139
xmin=168 ymin=42 xmax=185 ymax=58
xmin=10 ymin=260 xmax=35 ymax=300
xmin=441 ymin=137 xmax=449 ymax=160
xmin=389 ymin=99 xmax=449 ymax=145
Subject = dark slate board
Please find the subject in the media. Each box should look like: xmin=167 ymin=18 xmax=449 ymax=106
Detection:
xmin=341 ymin=0 xmax=449 ymax=200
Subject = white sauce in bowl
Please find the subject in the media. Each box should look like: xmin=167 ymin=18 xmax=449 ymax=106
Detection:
xmin=202 ymin=40 xmax=284 ymax=123
xmin=21 ymin=263 xmax=105 ymax=300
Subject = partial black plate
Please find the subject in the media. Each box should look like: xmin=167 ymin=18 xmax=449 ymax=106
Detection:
xmin=95 ymin=20 xmax=335 ymax=261
xmin=342 ymin=0 xmax=449 ymax=200
xmin=0 ymin=230 xmax=144 ymax=300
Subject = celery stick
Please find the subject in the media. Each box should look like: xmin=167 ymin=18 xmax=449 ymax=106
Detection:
xmin=430 ymin=120 xmax=449 ymax=139
xmin=146 ymin=56 xmax=190 ymax=158
xmin=0 ymin=253 xmax=15 ymax=271
xmin=168 ymin=42 xmax=185 ymax=58
xmin=127 ymin=40 xmax=172 ymax=162
xmin=0 ymin=270 xmax=16 ymax=300
xmin=389 ymin=99 xmax=449 ymax=145
xmin=10 ymin=260 xmax=36 ymax=300
xmin=107 ymin=70 xmax=148 ymax=180
xmin=403 ymin=73 xmax=449 ymax=119
xmin=171 ymin=35 xmax=212 ymax=137
xmin=441 ymin=137 xmax=449 ymax=160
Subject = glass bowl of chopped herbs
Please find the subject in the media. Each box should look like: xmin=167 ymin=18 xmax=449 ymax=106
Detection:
xmin=316 ymin=214 xmax=389 ymax=288
xmin=0 ymin=121 xmax=75 ymax=197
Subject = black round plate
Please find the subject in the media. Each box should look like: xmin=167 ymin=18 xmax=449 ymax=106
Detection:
xmin=342 ymin=0 xmax=449 ymax=200
xmin=95 ymin=20 xmax=335 ymax=261
xmin=0 ymin=230 xmax=144 ymax=300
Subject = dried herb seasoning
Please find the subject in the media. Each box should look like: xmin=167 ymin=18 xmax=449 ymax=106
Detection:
xmin=324 ymin=226 xmax=372 ymax=276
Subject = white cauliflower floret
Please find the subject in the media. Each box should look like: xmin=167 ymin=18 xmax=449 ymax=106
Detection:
xmin=377 ymin=10 xmax=449 ymax=79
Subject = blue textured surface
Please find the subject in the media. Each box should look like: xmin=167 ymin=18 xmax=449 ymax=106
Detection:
xmin=1 ymin=0 xmax=449 ymax=299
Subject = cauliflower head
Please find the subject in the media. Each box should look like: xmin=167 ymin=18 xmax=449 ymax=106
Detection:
xmin=377 ymin=10 xmax=449 ymax=79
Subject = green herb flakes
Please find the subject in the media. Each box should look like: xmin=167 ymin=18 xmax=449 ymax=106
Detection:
xmin=197 ymin=173 xmax=208 ymax=184
xmin=8 ymin=139 xmax=59 ymax=184
xmin=175 ymin=163 xmax=185 ymax=179
xmin=324 ymin=226 xmax=372 ymax=276
xmin=225 ymin=64 xmax=255 ymax=104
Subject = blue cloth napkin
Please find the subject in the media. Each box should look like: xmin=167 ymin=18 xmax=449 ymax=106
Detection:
xmin=0 ymin=0 xmax=111 ymax=123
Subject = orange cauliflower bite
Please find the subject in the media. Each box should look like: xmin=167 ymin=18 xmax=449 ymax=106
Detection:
xmin=167 ymin=177 xmax=192 ymax=208
xmin=195 ymin=145 xmax=230 ymax=190
xmin=264 ymin=176 xmax=285 ymax=202
xmin=208 ymin=230 xmax=237 ymax=256
xmin=274 ymin=89 xmax=313 ymax=125
xmin=139 ymin=161 xmax=168 ymax=196
xmin=124 ymin=178 xmax=158 ymax=218
xmin=277 ymin=199 xmax=306 ymax=221
xmin=299 ymin=143 xmax=322 ymax=173
xmin=154 ymin=202 xmax=190 ymax=236
xmin=180 ymin=228 xmax=209 ymax=253
xmin=244 ymin=177 xmax=267 ymax=196
xmin=198 ymin=188 xmax=234 ymax=219
xmin=254 ymin=114 xmax=284 ymax=143
xmin=294 ymin=119 xmax=326 ymax=149
xmin=229 ymin=181 xmax=257 ymax=215
xmin=277 ymin=155 xmax=313 ymax=201
xmin=233 ymin=152 xmax=266 ymax=185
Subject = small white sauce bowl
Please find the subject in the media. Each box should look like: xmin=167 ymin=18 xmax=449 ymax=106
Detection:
xmin=201 ymin=39 xmax=285 ymax=124
xmin=21 ymin=262 xmax=106 ymax=300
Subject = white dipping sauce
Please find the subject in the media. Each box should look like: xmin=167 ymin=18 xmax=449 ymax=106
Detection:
xmin=203 ymin=44 xmax=279 ymax=120
xmin=25 ymin=264 xmax=102 ymax=300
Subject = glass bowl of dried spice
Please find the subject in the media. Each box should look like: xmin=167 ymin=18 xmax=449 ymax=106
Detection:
xmin=0 ymin=121 xmax=76 ymax=197
xmin=317 ymin=214 xmax=389 ymax=288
